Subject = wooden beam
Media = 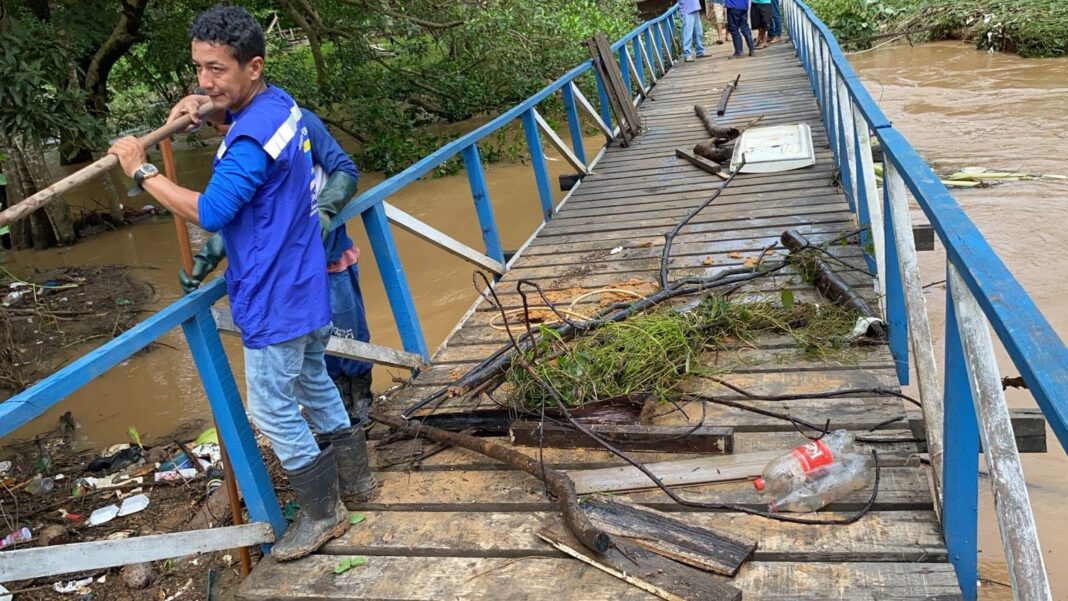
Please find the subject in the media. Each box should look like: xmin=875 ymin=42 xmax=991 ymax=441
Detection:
xmin=716 ymin=74 xmax=741 ymax=116
xmin=907 ymin=408 xmax=1046 ymax=454
xmin=675 ymin=148 xmax=727 ymax=179
xmin=569 ymin=82 xmax=613 ymax=141
xmin=590 ymin=34 xmax=640 ymax=138
xmin=533 ymin=108 xmax=590 ymax=175
xmin=567 ymin=450 xmax=781 ymax=495
xmin=212 ymin=307 xmax=424 ymax=370
xmin=384 ymin=202 xmax=506 ymax=275
xmin=510 ymin=422 xmax=732 ymax=453
xmin=0 ymin=524 xmax=273 ymax=582
xmin=538 ymin=522 xmax=742 ymax=601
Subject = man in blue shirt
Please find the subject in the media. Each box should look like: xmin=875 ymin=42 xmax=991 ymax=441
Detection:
xmin=678 ymin=0 xmax=706 ymax=62
xmin=108 ymin=6 xmax=362 ymax=561
xmin=725 ymin=0 xmax=757 ymax=58
xmin=183 ymin=109 xmax=376 ymax=430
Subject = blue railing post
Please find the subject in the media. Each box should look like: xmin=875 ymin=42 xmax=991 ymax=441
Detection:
xmin=645 ymin=28 xmax=662 ymax=76
xmin=594 ymin=69 xmax=614 ymax=133
xmin=618 ymin=49 xmax=632 ymax=96
xmin=943 ymin=273 xmax=980 ymax=601
xmin=631 ymin=38 xmax=645 ymax=88
xmin=181 ymin=309 xmax=286 ymax=538
xmin=560 ymin=84 xmax=587 ymax=166
xmin=656 ymin=20 xmax=674 ymax=67
xmin=521 ymin=108 xmax=555 ymax=220
xmin=882 ymin=175 xmax=909 ymax=385
xmin=461 ymin=144 xmax=505 ymax=264
xmin=361 ymin=203 xmax=429 ymax=360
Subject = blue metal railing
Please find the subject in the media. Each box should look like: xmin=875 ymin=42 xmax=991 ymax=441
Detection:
xmin=785 ymin=2 xmax=1065 ymax=598
xmin=0 ymin=5 xmax=680 ymax=546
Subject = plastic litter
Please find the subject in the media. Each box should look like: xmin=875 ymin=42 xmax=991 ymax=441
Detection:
xmin=0 ymin=526 xmax=32 ymax=549
xmin=118 ymin=493 xmax=150 ymax=516
xmin=25 ymin=475 xmax=56 ymax=496
xmin=194 ymin=427 xmax=219 ymax=446
xmin=0 ymin=583 xmax=12 ymax=601
xmin=86 ymin=445 xmax=142 ymax=473
xmin=154 ymin=468 xmax=198 ymax=482
xmin=0 ymin=460 xmax=11 ymax=474
xmin=88 ymin=504 xmax=120 ymax=526
xmin=610 ymin=246 xmax=623 ymax=254
xmin=768 ymin=453 xmax=874 ymax=513
xmin=53 ymin=577 xmax=94 ymax=594
xmin=753 ymin=430 xmax=858 ymax=496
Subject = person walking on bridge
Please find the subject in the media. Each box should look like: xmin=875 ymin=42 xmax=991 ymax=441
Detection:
xmin=678 ymin=0 xmax=706 ymax=62
xmin=107 ymin=5 xmax=368 ymax=561
xmin=725 ymin=0 xmax=757 ymax=58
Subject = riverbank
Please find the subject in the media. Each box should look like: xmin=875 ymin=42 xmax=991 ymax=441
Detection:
xmin=808 ymin=0 xmax=1068 ymax=58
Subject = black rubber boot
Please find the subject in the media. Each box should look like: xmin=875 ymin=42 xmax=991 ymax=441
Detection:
xmin=322 ymin=427 xmax=378 ymax=502
xmin=272 ymin=445 xmax=350 ymax=562
xmin=349 ymin=370 xmax=373 ymax=426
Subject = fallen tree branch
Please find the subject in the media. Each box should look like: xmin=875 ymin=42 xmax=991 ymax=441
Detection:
xmin=369 ymin=411 xmax=610 ymax=554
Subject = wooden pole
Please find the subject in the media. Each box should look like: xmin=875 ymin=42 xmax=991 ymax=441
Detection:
xmin=159 ymin=136 xmax=253 ymax=578
xmin=0 ymin=103 xmax=215 ymax=228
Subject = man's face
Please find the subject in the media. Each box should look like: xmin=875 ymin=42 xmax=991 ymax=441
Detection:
xmin=191 ymin=40 xmax=263 ymax=112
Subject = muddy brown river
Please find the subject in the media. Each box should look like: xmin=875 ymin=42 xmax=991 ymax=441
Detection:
xmin=2 ymin=41 xmax=1065 ymax=598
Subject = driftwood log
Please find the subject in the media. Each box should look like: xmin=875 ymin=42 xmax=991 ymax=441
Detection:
xmin=369 ymin=411 xmax=611 ymax=555
xmin=693 ymin=142 xmax=733 ymax=164
xmin=694 ymin=105 xmax=741 ymax=140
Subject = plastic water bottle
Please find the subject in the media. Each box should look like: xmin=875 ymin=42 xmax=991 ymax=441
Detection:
xmin=768 ymin=452 xmax=874 ymax=513
xmin=753 ymin=430 xmax=857 ymax=496
xmin=25 ymin=476 xmax=55 ymax=496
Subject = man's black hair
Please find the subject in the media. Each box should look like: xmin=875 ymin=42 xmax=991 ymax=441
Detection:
xmin=188 ymin=5 xmax=265 ymax=66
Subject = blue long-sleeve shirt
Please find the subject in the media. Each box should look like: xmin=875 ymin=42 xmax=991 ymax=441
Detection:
xmin=678 ymin=0 xmax=701 ymax=14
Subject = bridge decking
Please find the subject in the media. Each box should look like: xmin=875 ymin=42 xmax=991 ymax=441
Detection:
xmin=239 ymin=40 xmax=959 ymax=600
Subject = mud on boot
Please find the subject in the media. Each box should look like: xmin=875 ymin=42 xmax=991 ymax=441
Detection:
xmin=332 ymin=371 xmax=373 ymax=427
xmin=322 ymin=426 xmax=378 ymax=502
xmin=272 ymin=444 xmax=350 ymax=562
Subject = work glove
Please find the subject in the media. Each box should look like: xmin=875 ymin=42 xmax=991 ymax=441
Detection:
xmin=316 ymin=171 xmax=358 ymax=242
xmin=178 ymin=233 xmax=227 ymax=293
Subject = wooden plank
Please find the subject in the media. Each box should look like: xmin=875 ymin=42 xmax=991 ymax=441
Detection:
xmin=593 ymin=33 xmax=641 ymax=134
xmin=533 ymin=108 xmax=589 ymax=175
xmin=949 ymin=264 xmax=1051 ymax=598
xmin=383 ymin=202 xmax=506 ymax=275
xmin=586 ymin=37 xmax=635 ymax=143
xmin=570 ymin=81 xmax=613 ymax=140
xmin=321 ymin=510 xmax=947 ymax=563
xmin=675 ymin=148 xmax=728 ymax=179
xmin=212 ymin=307 xmax=423 ymax=370
xmin=582 ymin=496 xmax=756 ymax=576
xmin=0 ymin=523 xmax=273 ymax=581
xmin=907 ymin=408 xmax=1046 ymax=453
xmin=567 ymin=450 xmax=781 ymax=494
xmin=717 ymin=74 xmax=741 ymax=116
xmin=237 ymin=556 xmax=960 ymax=601
xmin=509 ymin=422 xmax=732 ymax=453
xmin=538 ymin=521 xmax=743 ymax=601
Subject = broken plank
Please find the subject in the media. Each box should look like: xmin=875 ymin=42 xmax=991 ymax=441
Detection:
xmin=908 ymin=407 xmax=1047 ymax=453
xmin=566 ymin=450 xmax=781 ymax=494
xmin=675 ymin=147 xmax=729 ymax=179
xmin=717 ymin=74 xmax=741 ymax=116
xmin=538 ymin=520 xmax=743 ymax=601
xmin=583 ymin=495 xmax=756 ymax=576
xmin=510 ymin=421 xmax=732 ymax=453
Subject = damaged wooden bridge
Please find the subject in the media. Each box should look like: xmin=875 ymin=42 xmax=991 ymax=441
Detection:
xmin=3 ymin=1 xmax=1065 ymax=600
xmin=237 ymin=2 xmax=1058 ymax=599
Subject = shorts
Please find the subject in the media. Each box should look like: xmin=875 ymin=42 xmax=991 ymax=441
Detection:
xmin=712 ymin=3 xmax=726 ymax=23
xmin=751 ymin=3 xmax=772 ymax=30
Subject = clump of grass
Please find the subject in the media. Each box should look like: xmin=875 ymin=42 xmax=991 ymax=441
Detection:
xmin=507 ymin=295 xmax=863 ymax=408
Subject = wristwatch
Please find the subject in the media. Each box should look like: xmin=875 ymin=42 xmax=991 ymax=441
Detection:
xmin=127 ymin=163 xmax=160 ymax=197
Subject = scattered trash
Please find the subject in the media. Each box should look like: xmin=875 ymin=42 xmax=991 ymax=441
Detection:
xmin=25 ymin=475 xmax=56 ymax=496
xmin=88 ymin=504 xmax=120 ymax=527
xmin=103 ymin=443 xmax=131 ymax=456
xmin=333 ymin=556 xmax=367 ymax=574
xmin=86 ymin=445 xmax=142 ymax=473
xmin=0 ymin=526 xmax=32 ymax=549
xmin=114 ymin=297 xmax=134 ymax=306
xmin=754 ymin=430 xmax=874 ymax=513
xmin=768 ymin=452 xmax=873 ymax=513
xmin=155 ymin=468 xmax=199 ymax=482
xmin=754 ymin=430 xmax=858 ymax=496
xmin=121 ymin=562 xmax=158 ymax=590
xmin=349 ymin=512 xmax=366 ymax=525
xmin=117 ymin=493 xmax=150 ymax=516
xmin=0 ymin=584 xmax=11 ymax=601
xmin=0 ymin=460 xmax=11 ymax=474
xmin=846 ymin=315 xmax=887 ymax=341
xmin=53 ymin=577 xmax=94 ymax=594
xmin=283 ymin=500 xmax=300 ymax=522
xmin=106 ymin=530 xmax=134 ymax=540
xmin=162 ymin=578 xmax=193 ymax=601
xmin=609 ymin=246 xmax=623 ymax=255
xmin=194 ymin=427 xmax=219 ymax=446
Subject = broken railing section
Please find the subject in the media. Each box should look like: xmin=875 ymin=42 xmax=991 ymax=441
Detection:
xmin=325 ymin=9 xmax=679 ymax=363
xmin=787 ymin=1 xmax=1067 ymax=598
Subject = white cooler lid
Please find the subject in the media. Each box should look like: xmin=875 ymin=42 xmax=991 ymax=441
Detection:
xmin=730 ymin=123 xmax=816 ymax=173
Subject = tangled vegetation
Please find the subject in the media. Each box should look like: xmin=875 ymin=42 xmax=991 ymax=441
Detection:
xmin=507 ymin=295 xmax=862 ymax=408
xmin=807 ymin=0 xmax=1068 ymax=58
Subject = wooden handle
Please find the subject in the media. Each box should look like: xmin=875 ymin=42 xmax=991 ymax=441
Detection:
xmin=0 ymin=103 xmax=216 ymax=228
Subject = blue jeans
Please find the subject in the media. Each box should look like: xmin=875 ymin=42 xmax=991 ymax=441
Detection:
xmin=324 ymin=264 xmax=372 ymax=379
xmin=770 ymin=0 xmax=782 ymax=38
xmin=681 ymin=11 xmax=705 ymax=58
xmin=727 ymin=8 xmax=755 ymax=55
xmin=244 ymin=325 xmax=351 ymax=471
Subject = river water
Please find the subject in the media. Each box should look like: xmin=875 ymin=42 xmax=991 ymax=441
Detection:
xmin=849 ymin=42 xmax=1068 ymax=598
xmin=1 ymin=40 xmax=1065 ymax=598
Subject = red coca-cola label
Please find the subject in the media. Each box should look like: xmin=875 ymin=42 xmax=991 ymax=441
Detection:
xmin=790 ymin=439 xmax=833 ymax=473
